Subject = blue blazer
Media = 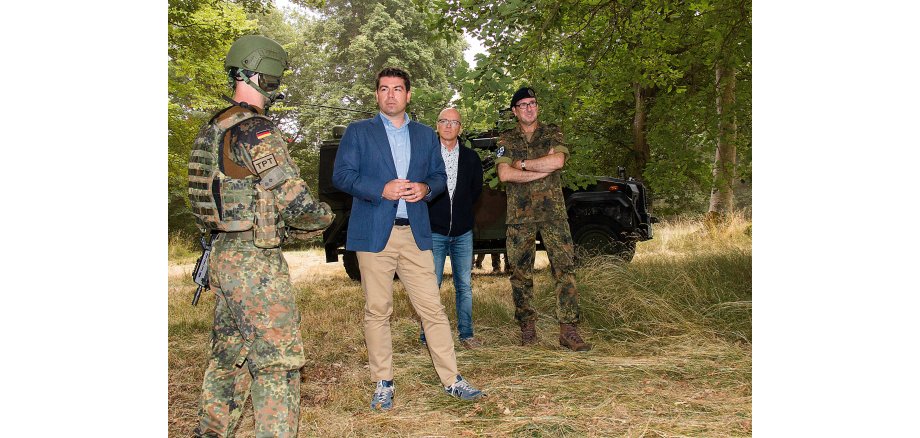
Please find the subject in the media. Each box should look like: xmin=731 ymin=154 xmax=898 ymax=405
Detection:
xmin=332 ymin=115 xmax=447 ymax=253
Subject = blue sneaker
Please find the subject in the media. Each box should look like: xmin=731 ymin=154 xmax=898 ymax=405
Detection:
xmin=370 ymin=380 xmax=395 ymax=410
xmin=444 ymin=375 xmax=484 ymax=400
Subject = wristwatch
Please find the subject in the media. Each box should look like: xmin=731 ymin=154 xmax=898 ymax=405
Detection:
xmin=521 ymin=159 xmax=527 ymax=171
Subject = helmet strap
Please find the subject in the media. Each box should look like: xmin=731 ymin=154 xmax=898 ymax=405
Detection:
xmin=221 ymin=95 xmax=257 ymax=112
xmin=240 ymin=73 xmax=281 ymax=111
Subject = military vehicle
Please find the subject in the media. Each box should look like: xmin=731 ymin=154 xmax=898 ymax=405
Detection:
xmin=318 ymin=126 xmax=657 ymax=281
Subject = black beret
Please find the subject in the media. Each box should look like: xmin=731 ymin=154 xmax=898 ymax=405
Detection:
xmin=510 ymin=87 xmax=537 ymax=109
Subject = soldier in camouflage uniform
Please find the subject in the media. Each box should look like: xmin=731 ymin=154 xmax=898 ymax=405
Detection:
xmin=494 ymin=87 xmax=591 ymax=352
xmin=188 ymin=35 xmax=334 ymax=437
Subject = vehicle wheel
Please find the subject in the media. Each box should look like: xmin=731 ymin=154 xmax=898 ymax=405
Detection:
xmin=343 ymin=250 xmax=361 ymax=281
xmin=572 ymin=222 xmax=635 ymax=263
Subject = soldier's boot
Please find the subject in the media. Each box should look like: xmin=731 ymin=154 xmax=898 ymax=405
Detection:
xmin=520 ymin=320 xmax=538 ymax=346
xmin=559 ymin=323 xmax=592 ymax=352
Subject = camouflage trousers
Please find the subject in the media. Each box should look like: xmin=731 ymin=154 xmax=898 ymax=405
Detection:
xmin=505 ymin=219 xmax=580 ymax=324
xmin=194 ymin=236 xmax=305 ymax=438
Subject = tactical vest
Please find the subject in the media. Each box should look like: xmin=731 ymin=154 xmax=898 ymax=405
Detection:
xmin=188 ymin=106 xmax=284 ymax=248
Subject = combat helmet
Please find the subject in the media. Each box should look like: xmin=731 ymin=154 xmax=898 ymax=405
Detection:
xmin=225 ymin=35 xmax=289 ymax=107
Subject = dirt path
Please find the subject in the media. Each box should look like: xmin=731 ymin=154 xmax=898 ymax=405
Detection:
xmin=168 ymin=250 xmax=342 ymax=284
xmin=168 ymin=251 xmax=549 ymax=284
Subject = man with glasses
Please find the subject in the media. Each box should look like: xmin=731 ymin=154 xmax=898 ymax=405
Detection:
xmin=419 ymin=107 xmax=484 ymax=349
xmin=333 ymin=68 xmax=484 ymax=411
xmin=494 ymin=87 xmax=592 ymax=352
xmin=189 ymin=35 xmax=335 ymax=437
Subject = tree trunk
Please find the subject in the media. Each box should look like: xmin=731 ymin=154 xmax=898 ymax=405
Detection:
xmin=706 ymin=63 xmax=737 ymax=224
xmin=630 ymin=82 xmax=650 ymax=179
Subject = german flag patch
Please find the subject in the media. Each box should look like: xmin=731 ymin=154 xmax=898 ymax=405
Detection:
xmin=256 ymin=129 xmax=272 ymax=140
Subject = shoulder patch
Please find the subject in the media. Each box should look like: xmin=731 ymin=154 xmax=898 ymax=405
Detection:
xmin=496 ymin=146 xmax=505 ymax=157
xmin=233 ymin=117 xmax=276 ymax=146
xmin=252 ymin=153 xmax=279 ymax=174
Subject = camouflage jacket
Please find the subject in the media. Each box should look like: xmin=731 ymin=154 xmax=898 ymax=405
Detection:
xmin=494 ymin=123 xmax=570 ymax=224
xmin=218 ymin=105 xmax=334 ymax=232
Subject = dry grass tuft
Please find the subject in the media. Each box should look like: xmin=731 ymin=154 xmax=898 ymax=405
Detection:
xmin=168 ymin=231 xmax=200 ymax=263
xmin=168 ymin=215 xmax=752 ymax=436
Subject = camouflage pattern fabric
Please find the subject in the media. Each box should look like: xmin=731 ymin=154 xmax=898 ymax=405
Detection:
xmin=225 ymin=115 xmax=336 ymax=232
xmin=505 ymin=220 xmax=581 ymax=324
xmin=494 ymin=123 xmax=580 ymax=325
xmin=493 ymin=124 xmax=570 ymax=224
xmin=188 ymin=106 xmax=265 ymax=233
xmin=194 ymin=239 xmax=304 ymax=438
xmin=193 ymin=106 xmax=334 ymax=437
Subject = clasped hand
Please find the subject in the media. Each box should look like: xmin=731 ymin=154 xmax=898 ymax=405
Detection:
xmin=383 ymin=179 xmax=427 ymax=202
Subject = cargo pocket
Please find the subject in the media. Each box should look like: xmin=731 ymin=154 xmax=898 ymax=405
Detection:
xmin=234 ymin=341 xmax=252 ymax=368
xmin=253 ymin=185 xmax=282 ymax=248
xmin=215 ymin=176 xmax=255 ymax=231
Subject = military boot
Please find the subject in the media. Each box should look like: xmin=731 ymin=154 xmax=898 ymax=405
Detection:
xmin=559 ymin=323 xmax=592 ymax=351
xmin=520 ymin=320 xmax=537 ymax=346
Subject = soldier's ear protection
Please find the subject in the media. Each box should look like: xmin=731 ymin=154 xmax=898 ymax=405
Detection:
xmin=224 ymin=35 xmax=288 ymax=110
xmin=229 ymin=68 xmax=282 ymax=92
xmin=227 ymin=68 xmax=285 ymax=109
xmin=256 ymin=73 xmax=281 ymax=92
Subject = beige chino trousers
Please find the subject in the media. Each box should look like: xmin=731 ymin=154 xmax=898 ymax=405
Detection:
xmin=356 ymin=225 xmax=459 ymax=387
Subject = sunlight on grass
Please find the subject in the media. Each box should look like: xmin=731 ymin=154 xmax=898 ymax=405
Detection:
xmin=168 ymin=215 xmax=752 ymax=436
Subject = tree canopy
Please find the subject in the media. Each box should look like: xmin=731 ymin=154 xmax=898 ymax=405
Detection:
xmin=168 ymin=0 xmax=752 ymax=234
xmin=432 ymin=0 xmax=752 ymax=215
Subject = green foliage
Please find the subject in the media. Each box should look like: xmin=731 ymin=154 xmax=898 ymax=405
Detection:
xmin=270 ymin=0 xmax=468 ymax=190
xmin=168 ymin=1 xmax=471 ymax=234
xmin=168 ymin=0 xmax=753 ymax=235
xmin=168 ymin=0 xmax=262 ymax=111
xmin=168 ymin=0 xmax=267 ymax=234
xmin=434 ymin=0 xmax=752 ymax=216
xmin=644 ymin=88 xmax=718 ymax=215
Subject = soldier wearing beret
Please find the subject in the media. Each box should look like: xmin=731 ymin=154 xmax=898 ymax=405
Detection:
xmin=494 ymin=87 xmax=591 ymax=352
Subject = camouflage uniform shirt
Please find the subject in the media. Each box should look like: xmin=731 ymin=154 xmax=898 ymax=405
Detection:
xmin=221 ymin=105 xmax=335 ymax=232
xmin=494 ymin=123 xmax=570 ymax=224
xmin=193 ymin=104 xmax=333 ymax=438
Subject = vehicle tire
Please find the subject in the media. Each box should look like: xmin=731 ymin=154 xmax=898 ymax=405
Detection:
xmin=343 ymin=250 xmax=361 ymax=281
xmin=572 ymin=222 xmax=635 ymax=263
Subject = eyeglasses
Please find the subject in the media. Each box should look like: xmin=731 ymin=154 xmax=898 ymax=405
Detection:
xmin=514 ymin=101 xmax=538 ymax=110
xmin=437 ymin=119 xmax=461 ymax=127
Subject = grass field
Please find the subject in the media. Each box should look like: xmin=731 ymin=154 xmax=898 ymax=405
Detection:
xmin=168 ymin=215 xmax=752 ymax=437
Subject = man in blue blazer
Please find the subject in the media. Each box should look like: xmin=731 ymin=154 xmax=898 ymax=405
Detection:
xmin=332 ymin=67 xmax=484 ymax=411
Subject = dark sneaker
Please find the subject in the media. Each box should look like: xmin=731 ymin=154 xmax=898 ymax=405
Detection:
xmin=370 ymin=380 xmax=395 ymax=410
xmin=520 ymin=320 xmax=537 ymax=346
xmin=559 ymin=323 xmax=592 ymax=352
xmin=459 ymin=337 xmax=483 ymax=349
xmin=444 ymin=375 xmax=484 ymax=400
